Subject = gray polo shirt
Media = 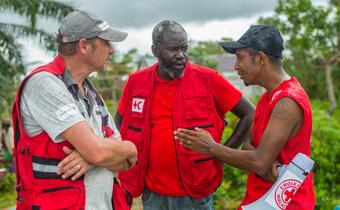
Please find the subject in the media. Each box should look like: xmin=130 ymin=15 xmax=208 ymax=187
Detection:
xmin=20 ymin=70 xmax=120 ymax=210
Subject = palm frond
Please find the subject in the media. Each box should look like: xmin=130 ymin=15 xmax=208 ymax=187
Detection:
xmin=0 ymin=28 xmax=23 ymax=64
xmin=0 ymin=0 xmax=74 ymax=28
xmin=0 ymin=22 xmax=56 ymax=51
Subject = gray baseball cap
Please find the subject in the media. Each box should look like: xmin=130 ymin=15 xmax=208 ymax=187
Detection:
xmin=58 ymin=10 xmax=127 ymax=43
xmin=220 ymin=25 xmax=284 ymax=59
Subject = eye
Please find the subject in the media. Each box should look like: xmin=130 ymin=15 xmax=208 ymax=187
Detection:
xmin=167 ymin=47 xmax=177 ymax=52
xmin=105 ymin=41 xmax=112 ymax=48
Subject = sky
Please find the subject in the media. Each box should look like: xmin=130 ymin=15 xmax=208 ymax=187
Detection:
xmin=0 ymin=0 xmax=327 ymax=66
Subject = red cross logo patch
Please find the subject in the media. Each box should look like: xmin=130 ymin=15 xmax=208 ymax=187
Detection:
xmin=274 ymin=179 xmax=301 ymax=209
xmin=132 ymin=98 xmax=145 ymax=113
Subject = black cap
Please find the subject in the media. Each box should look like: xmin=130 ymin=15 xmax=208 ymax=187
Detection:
xmin=220 ymin=25 xmax=284 ymax=59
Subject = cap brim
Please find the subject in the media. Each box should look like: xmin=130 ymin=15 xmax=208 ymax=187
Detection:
xmin=98 ymin=27 xmax=128 ymax=42
xmin=219 ymin=41 xmax=245 ymax=54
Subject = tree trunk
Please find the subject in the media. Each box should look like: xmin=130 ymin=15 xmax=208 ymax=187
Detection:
xmin=325 ymin=63 xmax=337 ymax=115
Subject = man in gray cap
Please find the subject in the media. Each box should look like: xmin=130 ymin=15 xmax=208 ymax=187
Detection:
xmin=175 ymin=25 xmax=315 ymax=209
xmin=12 ymin=10 xmax=137 ymax=210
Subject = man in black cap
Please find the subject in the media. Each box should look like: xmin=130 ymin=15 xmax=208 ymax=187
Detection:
xmin=175 ymin=25 xmax=315 ymax=210
xmin=12 ymin=10 xmax=137 ymax=209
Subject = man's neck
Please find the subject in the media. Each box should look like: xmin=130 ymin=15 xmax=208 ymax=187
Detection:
xmin=157 ymin=65 xmax=174 ymax=81
xmin=261 ymin=66 xmax=289 ymax=93
xmin=62 ymin=55 xmax=91 ymax=90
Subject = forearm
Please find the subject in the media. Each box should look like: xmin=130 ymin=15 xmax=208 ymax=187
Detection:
xmin=210 ymin=144 xmax=269 ymax=175
xmin=224 ymin=115 xmax=253 ymax=148
xmin=62 ymin=121 xmax=137 ymax=169
xmin=105 ymin=160 xmax=130 ymax=172
xmin=91 ymin=139 xmax=137 ymax=168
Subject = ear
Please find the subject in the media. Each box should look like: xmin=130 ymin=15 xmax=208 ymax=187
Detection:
xmin=256 ymin=51 xmax=266 ymax=66
xmin=78 ymin=39 xmax=87 ymax=54
xmin=151 ymin=45 xmax=158 ymax=58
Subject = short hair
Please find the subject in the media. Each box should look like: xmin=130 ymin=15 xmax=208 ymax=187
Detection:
xmin=245 ymin=48 xmax=281 ymax=65
xmin=152 ymin=20 xmax=187 ymax=48
xmin=56 ymin=32 xmax=97 ymax=56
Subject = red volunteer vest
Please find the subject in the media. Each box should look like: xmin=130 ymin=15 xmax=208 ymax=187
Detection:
xmin=12 ymin=56 xmax=119 ymax=210
xmin=239 ymin=77 xmax=315 ymax=210
xmin=119 ymin=63 xmax=226 ymax=198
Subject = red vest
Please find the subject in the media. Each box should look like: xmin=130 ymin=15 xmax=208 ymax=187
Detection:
xmin=239 ymin=77 xmax=315 ymax=210
xmin=119 ymin=63 xmax=226 ymax=198
xmin=12 ymin=56 xmax=118 ymax=210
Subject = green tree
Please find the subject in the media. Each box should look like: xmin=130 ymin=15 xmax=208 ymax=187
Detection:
xmin=189 ymin=39 xmax=228 ymax=69
xmin=258 ymin=0 xmax=340 ymax=114
xmin=0 ymin=0 xmax=74 ymax=117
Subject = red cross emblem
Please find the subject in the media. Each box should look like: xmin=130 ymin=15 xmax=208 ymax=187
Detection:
xmin=284 ymin=188 xmax=296 ymax=202
xmin=132 ymin=98 xmax=145 ymax=113
xmin=274 ymin=179 xmax=301 ymax=209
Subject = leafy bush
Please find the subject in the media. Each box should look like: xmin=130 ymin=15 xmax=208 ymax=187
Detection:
xmin=0 ymin=172 xmax=16 ymax=208
xmin=310 ymin=101 xmax=340 ymax=209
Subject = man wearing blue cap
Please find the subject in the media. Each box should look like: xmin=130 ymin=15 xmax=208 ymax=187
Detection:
xmin=12 ymin=10 xmax=137 ymax=210
xmin=175 ymin=25 xmax=315 ymax=210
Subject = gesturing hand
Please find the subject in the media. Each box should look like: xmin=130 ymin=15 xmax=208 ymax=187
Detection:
xmin=57 ymin=147 xmax=93 ymax=180
xmin=174 ymin=127 xmax=217 ymax=155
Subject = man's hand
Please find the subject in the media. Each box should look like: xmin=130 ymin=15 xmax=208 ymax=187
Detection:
xmin=174 ymin=127 xmax=217 ymax=155
xmin=106 ymin=140 xmax=137 ymax=172
xmin=57 ymin=147 xmax=93 ymax=180
xmin=259 ymin=160 xmax=281 ymax=182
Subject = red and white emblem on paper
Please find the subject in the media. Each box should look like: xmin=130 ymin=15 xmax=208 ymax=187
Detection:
xmin=132 ymin=98 xmax=145 ymax=113
xmin=274 ymin=179 xmax=301 ymax=209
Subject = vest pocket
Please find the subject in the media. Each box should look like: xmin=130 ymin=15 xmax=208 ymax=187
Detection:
xmin=126 ymin=124 xmax=143 ymax=150
xmin=189 ymin=155 xmax=218 ymax=186
xmin=32 ymin=186 xmax=84 ymax=209
xmin=119 ymin=125 xmax=143 ymax=188
xmin=182 ymin=89 xmax=209 ymax=119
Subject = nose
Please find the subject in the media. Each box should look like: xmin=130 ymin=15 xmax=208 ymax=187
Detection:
xmin=234 ymin=58 xmax=240 ymax=71
xmin=108 ymin=44 xmax=114 ymax=55
xmin=175 ymin=49 xmax=185 ymax=59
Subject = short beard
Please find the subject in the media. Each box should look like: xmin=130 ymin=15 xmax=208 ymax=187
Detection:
xmin=163 ymin=66 xmax=184 ymax=79
xmin=159 ymin=59 xmax=184 ymax=79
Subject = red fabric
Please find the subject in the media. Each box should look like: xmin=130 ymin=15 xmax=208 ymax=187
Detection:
xmin=112 ymin=181 xmax=132 ymax=210
xmin=118 ymin=62 xmax=242 ymax=198
xmin=238 ymin=77 xmax=315 ymax=210
xmin=146 ymin=70 xmax=186 ymax=195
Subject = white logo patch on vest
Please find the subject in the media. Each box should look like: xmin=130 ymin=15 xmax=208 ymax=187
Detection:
xmin=271 ymin=90 xmax=282 ymax=104
xmin=132 ymin=98 xmax=145 ymax=113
